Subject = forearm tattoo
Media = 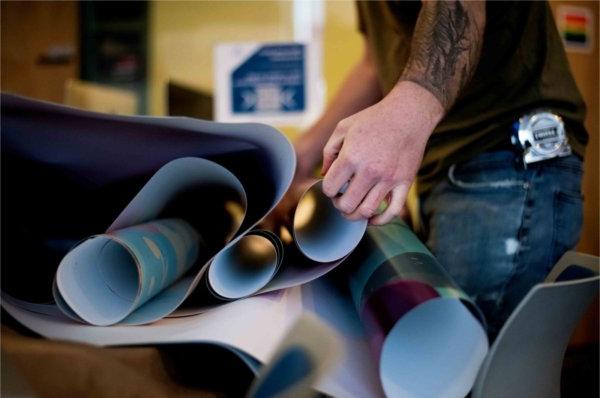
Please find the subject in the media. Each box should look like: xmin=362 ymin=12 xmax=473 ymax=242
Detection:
xmin=400 ymin=0 xmax=485 ymax=110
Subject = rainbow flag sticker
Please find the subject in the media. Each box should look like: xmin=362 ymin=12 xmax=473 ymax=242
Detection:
xmin=557 ymin=6 xmax=594 ymax=54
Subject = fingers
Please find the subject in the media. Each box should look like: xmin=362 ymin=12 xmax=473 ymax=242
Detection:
xmin=343 ymin=182 xmax=391 ymax=220
xmin=322 ymin=157 xmax=355 ymax=198
xmin=321 ymin=131 xmax=344 ymax=176
xmin=333 ymin=172 xmax=377 ymax=215
xmin=369 ymin=184 xmax=409 ymax=225
xmin=322 ymin=118 xmax=353 ymax=176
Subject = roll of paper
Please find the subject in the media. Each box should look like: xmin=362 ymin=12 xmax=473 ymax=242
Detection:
xmin=207 ymin=180 xmax=368 ymax=300
xmin=208 ymin=231 xmax=282 ymax=299
xmin=347 ymin=220 xmax=488 ymax=398
xmin=294 ymin=180 xmax=367 ymax=263
xmin=55 ymin=218 xmax=200 ymax=326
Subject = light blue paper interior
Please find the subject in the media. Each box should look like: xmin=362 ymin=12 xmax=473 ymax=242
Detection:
xmin=106 ymin=157 xmax=249 ymax=324
xmin=380 ymin=297 xmax=488 ymax=398
xmin=294 ymin=181 xmax=367 ymax=263
xmin=121 ymin=276 xmax=193 ymax=324
xmin=98 ymin=240 xmax=139 ymax=302
xmin=56 ymin=236 xmax=139 ymax=326
xmin=209 ymin=235 xmax=279 ymax=299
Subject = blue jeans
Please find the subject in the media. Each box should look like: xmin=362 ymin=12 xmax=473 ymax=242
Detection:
xmin=421 ymin=150 xmax=584 ymax=337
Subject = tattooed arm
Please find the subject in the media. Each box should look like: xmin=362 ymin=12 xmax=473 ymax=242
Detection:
xmin=401 ymin=1 xmax=486 ymax=110
xmin=321 ymin=1 xmax=486 ymax=224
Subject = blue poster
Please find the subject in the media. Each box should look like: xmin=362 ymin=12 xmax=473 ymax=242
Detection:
xmin=231 ymin=44 xmax=305 ymax=114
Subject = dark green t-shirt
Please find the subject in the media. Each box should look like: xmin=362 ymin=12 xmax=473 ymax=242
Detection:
xmin=356 ymin=1 xmax=588 ymax=193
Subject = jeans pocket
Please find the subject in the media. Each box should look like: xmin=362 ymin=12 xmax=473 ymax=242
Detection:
xmin=552 ymin=190 xmax=583 ymax=259
xmin=447 ymin=156 xmax=526 ymax=191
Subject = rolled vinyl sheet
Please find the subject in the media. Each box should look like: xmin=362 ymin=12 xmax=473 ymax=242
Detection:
xmin=55 ymin=218 xmax=201 ymax=325
xmin=348 ymin=222 xmax=488 ymax=398
xmin=2 ymin=95 xmax=486 ymax=398
xmin=206 ymin=179 xmax=367 ymax=299
xmin=1 ymin=93 xmax=296 ymax=234
xmin=3 ymin=95 xmax=370 ymax=325
xmin=1 ymin=94 xmax=294 ymax=323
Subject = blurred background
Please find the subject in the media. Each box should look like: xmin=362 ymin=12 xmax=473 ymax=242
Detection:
xmin=1 ymin=1 xmax=364 ymax=123
xmin=1 ymin=0 xmax=598 ymax=383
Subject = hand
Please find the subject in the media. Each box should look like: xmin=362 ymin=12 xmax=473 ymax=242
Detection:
xmin=321 ymin=81 xmax=444 ymax=225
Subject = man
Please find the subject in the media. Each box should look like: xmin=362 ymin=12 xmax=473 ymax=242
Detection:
xmin=279 ymin=1 xmax=587 ymax=336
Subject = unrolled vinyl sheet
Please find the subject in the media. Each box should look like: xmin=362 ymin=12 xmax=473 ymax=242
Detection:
xmin=1 ymin=288 xmax=305 ymax=365
xmin=1 ymin=285 xmax=375 ymax=398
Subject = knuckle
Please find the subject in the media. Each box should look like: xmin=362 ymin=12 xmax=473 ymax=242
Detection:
xmin=334 ymin=151 xmax=346 ymax=162
xmin=339 ymin=200 xmax=354 ymax=214
xmin=336 ymin=119 xmax=349 ymax=131
xmin=381 ymin=169 xmax=398 ymax=184
xmin=346 ymin=212 xmax=362 ymax=221
xmin=381 ymin=174 xmax=396 ymax=185
xmin=396 ymin=176 xmax=412 ymax=186
xmin=362 ymin=164 xmax=379 ymax=179
xmin=323 ymin=188 xmax=335 ymax=198
xmin=337 ymin=154 xmax=353 ymax=169
xmin=359 ymin=207 xmax=374 ymax=218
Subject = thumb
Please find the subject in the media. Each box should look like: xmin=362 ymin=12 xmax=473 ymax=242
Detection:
xmin=321 ymin=131 xmax=344 ymax=176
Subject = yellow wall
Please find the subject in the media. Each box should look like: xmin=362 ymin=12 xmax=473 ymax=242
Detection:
xmin=321 ymin=2 xmax=363 ymax=102
xmin=149 ymin=1 xmax=294 ymax=116
xmin=148 ymin=0 xmax=363 ymax=128
xmin=286 ymin=1 xmax=364 ymax=138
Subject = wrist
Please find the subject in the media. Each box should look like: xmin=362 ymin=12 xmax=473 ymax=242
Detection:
xmin=387 ymin=80 xmax=445 ymax=130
